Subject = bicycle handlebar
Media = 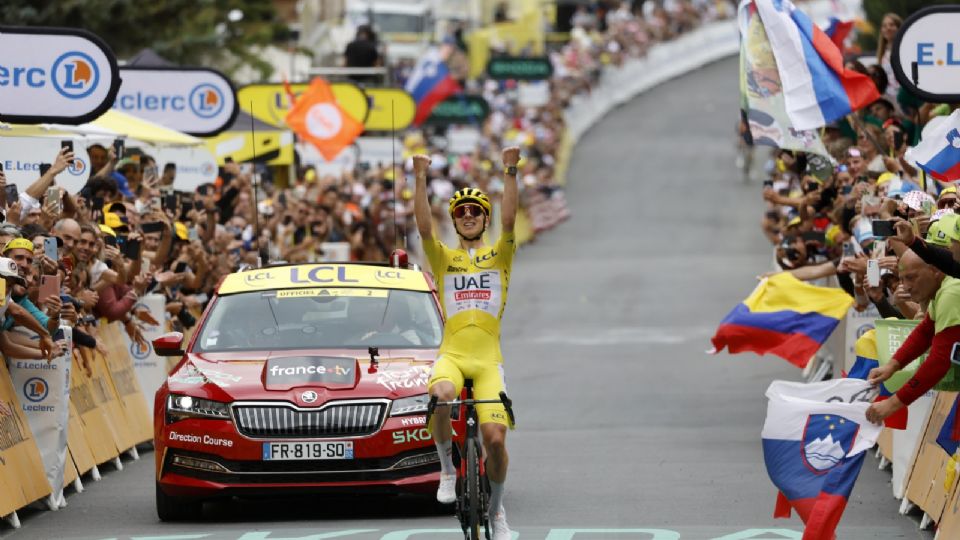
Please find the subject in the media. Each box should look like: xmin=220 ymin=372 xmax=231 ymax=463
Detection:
xmin=425 ymin=393 xmax=517 ymax=428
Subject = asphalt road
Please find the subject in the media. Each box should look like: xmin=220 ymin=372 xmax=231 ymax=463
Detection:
xmin=3 ymin=57 xmax=930 ymax=540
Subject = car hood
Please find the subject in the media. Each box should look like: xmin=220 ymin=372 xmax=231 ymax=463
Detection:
xmin=166 ymin=349 xmax=435 ymax=404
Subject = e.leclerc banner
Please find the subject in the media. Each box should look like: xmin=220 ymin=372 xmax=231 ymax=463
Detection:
xmin=114 ymin=66 xmax=238 ymax=136
xmin=0 ymin=26 xmax=121 ymax=124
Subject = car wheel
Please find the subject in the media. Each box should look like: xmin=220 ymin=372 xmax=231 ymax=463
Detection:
xmin=155 ymin=482 xmax=203 ymax=521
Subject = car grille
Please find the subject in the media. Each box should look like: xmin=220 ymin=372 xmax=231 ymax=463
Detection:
xmin=232 ymin=401 xmax=387 ymax=439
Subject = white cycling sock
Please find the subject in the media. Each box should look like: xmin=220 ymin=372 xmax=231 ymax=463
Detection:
xmin=436 ymin=440 xmax=456 ymax=475
xmin=488 ymin=480 xmax=504 ymax=521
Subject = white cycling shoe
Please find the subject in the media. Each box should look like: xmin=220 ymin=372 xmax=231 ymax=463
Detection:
xmin=490 ymin=507 xmax=512 ymax=540
xmin=437 ymin=473 xmax=456 ymax=504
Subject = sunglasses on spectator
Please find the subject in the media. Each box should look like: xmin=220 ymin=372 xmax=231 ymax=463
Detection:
xmin=939 ymin=198 xmax=958 ymax=209
xmin=453 ymin=204 xmax=485 ymax=219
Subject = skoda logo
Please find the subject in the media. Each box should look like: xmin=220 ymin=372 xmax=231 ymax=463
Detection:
xmin=301 ymin=390 xmax=318 ymax=403
xmin=189 ymin=84 xmax=225 ymax=118
xmin=51 ymin=51 xmax=99 ymax=99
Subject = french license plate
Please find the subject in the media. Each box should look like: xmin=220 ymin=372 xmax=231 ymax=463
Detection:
xmin=262 ymin=441 xmax=354 ymax=461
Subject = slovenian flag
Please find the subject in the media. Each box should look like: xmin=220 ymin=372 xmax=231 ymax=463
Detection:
xmin=751 ymin=0 xmax=879 ymax=130
xmin=763 ymin=379 xmax=882 ymax=540
xmin=404 ymin=47 xmax=461 ymax=126
xmin=711 ymin=272 xmax=853 ymax=368
xmin=905 ymin=110 xmax=960 ymax=182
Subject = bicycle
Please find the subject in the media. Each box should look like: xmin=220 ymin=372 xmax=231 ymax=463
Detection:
xmin=426 ymin=379 xmax=516 ymax=540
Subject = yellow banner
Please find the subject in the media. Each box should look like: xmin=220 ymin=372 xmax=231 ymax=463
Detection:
xmin=238 ymin=83 xmax=370 ymax=129
xmin=203 ymin=129 xmax=294 ymax=166
xmin=364 ymin=88 xmax=416 ymax=131
xmin=219 ymin=264 xmax=432 ymax=295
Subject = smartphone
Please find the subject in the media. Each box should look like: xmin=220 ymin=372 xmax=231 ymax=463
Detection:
xmin=174 ymin=261 xmax=188 ymax=273
xmin=763 ymin=179 xmax=773 ymax=188
xmin=46 ymin=186 xmax=61 ymax=213
xmin=842 ymin=185 xmax=852 ymax=195
xmin=113 ymin=138 xmax=124 ymax=158
xmin=193 ymin=200 xmax=205 ymax=212
xmin=141 ymin=256 xmax=152 ymax=277
xmin=867 ymin=259 xmax=881 ymax=288
xmin=951 ymin=342 xmax=960 ymax=366
xmin=61 ymin=140 xmax=74 ymax=164
xmin=61 ymin=255 xmax=73 ymax=275
xmin=802 ymin=231 xmax=826 ymax=244
xmin=162 ymin=193 xmax=178 ymax=213
xmin=39 ymin=163 xmax=52 ymax=176
xmin=4 ymin=184 xmax=17 ymax=206
xmin=103 ymin=235 xmax=117 ymax=247
xmin=842 ymin=241 xmax=855 ymax=258
xmin=872 ymin=220 xmax=897 ymax=237
xmin=43 ymin=237 xmax=58 ymax=262
xmin=141 ymin=221 xmax=164 ymax=234
xmin=123 ymin=238 xmax=141 ymax=260
xmin=188 ymin=227 xmax=199 ymax=241
xmin=39 ymin=275 xmax=59 ymax=303
xmin=115 ymin=236 xmax=127 ymax=253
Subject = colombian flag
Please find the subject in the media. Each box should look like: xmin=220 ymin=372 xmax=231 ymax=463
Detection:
xmin=711 ymin=273 xmax=852 ymax=368
xmin=846 ymin=329 xmax=907 ymax=430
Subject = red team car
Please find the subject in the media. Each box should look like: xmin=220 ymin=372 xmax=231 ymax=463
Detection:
xmin=152 ymin=261 xmax=456 ymax=520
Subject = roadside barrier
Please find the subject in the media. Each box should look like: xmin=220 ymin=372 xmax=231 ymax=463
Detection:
xmin=0 ymin=319 xmax=153 ymax=528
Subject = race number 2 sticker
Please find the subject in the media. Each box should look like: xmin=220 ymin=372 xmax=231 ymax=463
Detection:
xmin=443 ymin=271 xmax=502 ymax=318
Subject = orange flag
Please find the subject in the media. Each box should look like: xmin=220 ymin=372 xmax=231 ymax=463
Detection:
xmin=285 ymin=78 xmax=364 ymax=161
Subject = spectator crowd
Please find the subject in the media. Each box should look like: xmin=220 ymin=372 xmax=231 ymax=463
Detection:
xmin=0 ymin=0 xmax=732 ymax=363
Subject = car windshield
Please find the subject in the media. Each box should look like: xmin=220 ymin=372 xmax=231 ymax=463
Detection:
xmin=194 ymin=288 xmax=443 ymax=352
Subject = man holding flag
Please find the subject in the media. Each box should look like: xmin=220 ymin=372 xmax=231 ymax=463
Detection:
xmin=864 ymin=251 xmax=960 ymax=424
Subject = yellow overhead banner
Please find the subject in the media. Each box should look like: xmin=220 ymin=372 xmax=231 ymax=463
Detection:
xmin=203 ymin=130 xmax=295 ymax=166
xmin=364 ymin=88 xmax=416 ymax=131
xmin=238 ymin=83 xmax=370 ymax=130
xmin=219 ymin=264 xmax=432 ymax=295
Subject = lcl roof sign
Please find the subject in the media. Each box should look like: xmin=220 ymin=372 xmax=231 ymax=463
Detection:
xmin=0 ymin=26 xmax=121 ymax=124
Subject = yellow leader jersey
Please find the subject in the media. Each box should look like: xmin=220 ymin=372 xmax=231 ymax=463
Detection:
xmin=422 ymin=231 xmax=516 ymax=360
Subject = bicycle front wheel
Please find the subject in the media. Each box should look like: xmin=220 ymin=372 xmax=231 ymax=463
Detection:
xmin=465 ymin=438 xmax=482 ymax=540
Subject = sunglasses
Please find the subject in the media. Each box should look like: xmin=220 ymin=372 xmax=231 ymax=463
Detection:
xmin=453 ymin=204 xmax=485 ymax=219
xmin=939 ymin=198 xmax=958 ymax=209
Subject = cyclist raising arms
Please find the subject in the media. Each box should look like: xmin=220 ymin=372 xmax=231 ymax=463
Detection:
xmin=413 ymin=147 xmax=520 ymax=540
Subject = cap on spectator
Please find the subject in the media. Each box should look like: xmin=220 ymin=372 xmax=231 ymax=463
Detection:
xmin=304 ymin=169 xmax=317 ymax=183
xmin=940 ymin=186 xmax=958 ymax=200
xmin=174 ymin=222 xmax=189 ymax=241
xmin=3 ymin=238 xmax=34 ymax=253
xmin=98 ymin=224 xmax=116 ymax=237
xmin=877 ymin=172 xmax=898 ymax=186
xmin=902 ymin=190 xmax=935 ymax=212
xmin=0 ymin=257 xmax=25 ymax=286
xmin=786 ymin=216 xmax=802 ymax=228
xmin=104 ymin=212 xmax=129 ymax=232
xmin=927 ymin=217 xmax=953 ymax=247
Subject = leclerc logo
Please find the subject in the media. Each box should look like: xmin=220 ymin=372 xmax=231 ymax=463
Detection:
xmin=24 ymin=377 xmax=49 ymax=403
xmin=190 ymin=83 xmax=224 ymax=118
xmin=67 ymin=158 xmax=87 ymax=177
xmin=51 ymin=51 xmax=99 ymax=99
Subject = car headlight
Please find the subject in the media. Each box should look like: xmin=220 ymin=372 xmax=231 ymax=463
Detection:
xmin=390 ymin=394 xmax=430 ymax=416
xmin=166 ymin=394 xmax=231 ymax=423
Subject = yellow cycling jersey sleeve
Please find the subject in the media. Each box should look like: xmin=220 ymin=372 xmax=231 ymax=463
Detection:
xmin=422 ymin=231 xmax=517 ymax=340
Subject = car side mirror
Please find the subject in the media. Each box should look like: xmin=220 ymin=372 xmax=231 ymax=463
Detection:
xmin=153 ymin=331 xmax=185 ymax=357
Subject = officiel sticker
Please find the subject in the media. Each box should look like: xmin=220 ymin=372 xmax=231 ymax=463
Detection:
xmin=276 ymin=288 xmax=388 ymax=299
xmin=377 ymin=365 xmax=431 ymax=391
xmin=443 ymin=271 xmax=502 ymax=318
